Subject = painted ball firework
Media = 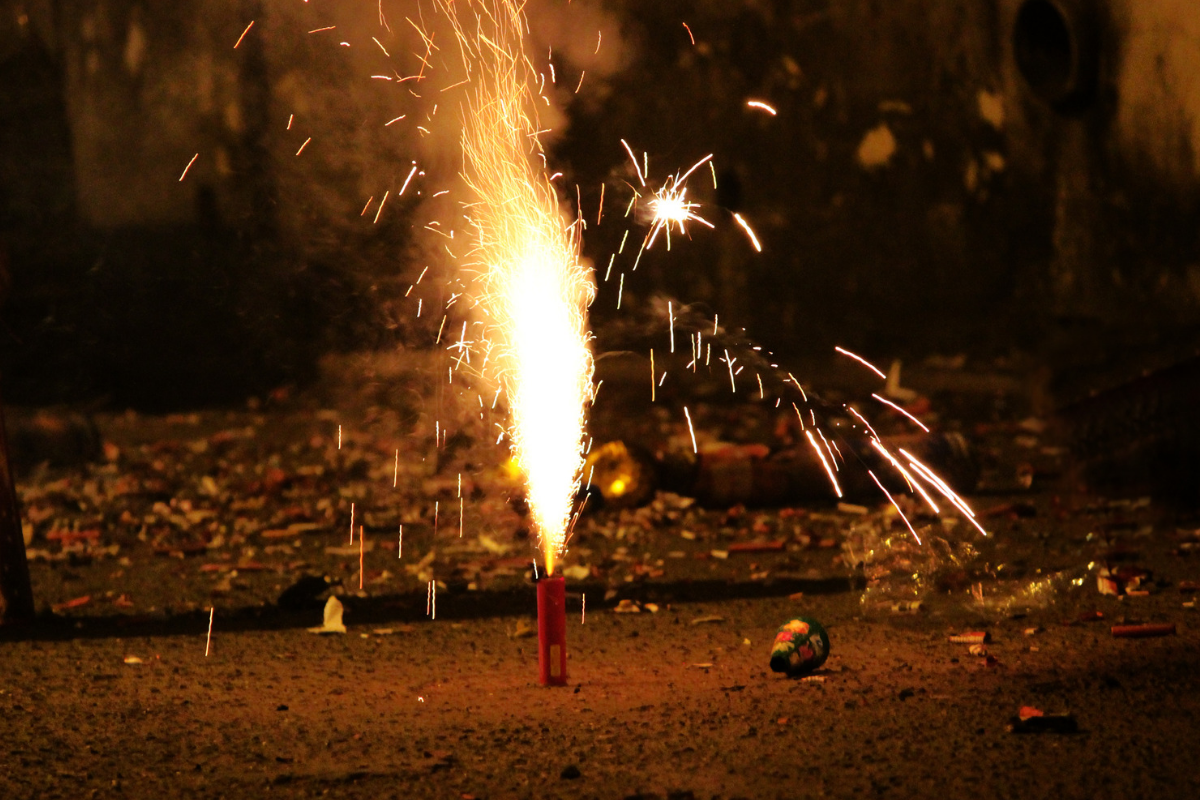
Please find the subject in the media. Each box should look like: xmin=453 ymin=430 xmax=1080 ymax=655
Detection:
xmin=769 ymin=616 xmax=830 ymax=676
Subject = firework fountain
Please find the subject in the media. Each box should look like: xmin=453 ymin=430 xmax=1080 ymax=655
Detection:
xmin=437 ymin=0 xmax=594 ymax=685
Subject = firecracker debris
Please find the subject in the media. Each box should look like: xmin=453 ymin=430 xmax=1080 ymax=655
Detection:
xmin=1 ymin=351 xmax=1198 ymax=798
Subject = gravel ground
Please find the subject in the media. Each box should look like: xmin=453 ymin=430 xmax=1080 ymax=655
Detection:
xmin=3 ymin=351 xmax=1199 ymax=798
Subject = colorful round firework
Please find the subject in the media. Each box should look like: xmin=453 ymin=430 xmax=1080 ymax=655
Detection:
xmin=769 ymin=616 xmax=830 ymax=676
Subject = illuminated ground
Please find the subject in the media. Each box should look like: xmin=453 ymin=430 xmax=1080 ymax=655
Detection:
xmin=2 ymin=351 xmax=1199 ymax=798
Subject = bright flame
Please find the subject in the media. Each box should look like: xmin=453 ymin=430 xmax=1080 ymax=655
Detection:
xmin=442 ymin=1 xmax=594 ymax=575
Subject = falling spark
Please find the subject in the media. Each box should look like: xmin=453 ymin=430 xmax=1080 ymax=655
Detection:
xmin=746 ymin=99 xmax=777 ymax=115
xmin=868 ymin=470 xmax=921 ymax=544
xmin=835 ymin=346 xmax=887 ymax=380
xmin=724 ymin=348 xmax=737 ymax=393
xmin=792 ymin=402 xmax=806 ymax=430
xmin=398 ymin=525 xmax=403 ymax=558
xmin=296 ymin=137 xmax=312 ymax=156
xmin=361 ymin=196 xmax=374 ymax=216
xmin=338 ymin=425 xmax=342 ymax=449
xmin=683 ymin=406 xmax=698 ymax=453
xmin=373 ymin=190 xmax=390 ymax=224
xmin=732 ymin=213 xmax=762 ymax=252
xmin=900 ymin=449 xmax=987 ymax=536
xmin=179 ymin=153 xmax=199 ymax=182
xmin=871 ymin=392 xmax=930 ymax=432
xmin=386 ymin=115 xmax=407 ymax=126
xmin=650 ymin=349 xmax=656 ymax=402
xmin=805 ymin=430 xmax=842 ymax=498
xmin=846 ymin=405 xmax=880 ymax=441
xmin=668 ymin=301 xmax=675 ymax=353
xmin=372 ymin=36 xmax=391 ymax=57
xmin=394 ymin=449 xmax=399 ymax=487
xmin=234 ymin=21 xmax=254 ymax=49
xmin=620 ymin=139 xmax=646 ymax=186
xmin=205 ymin=607 xmax=214 ymax=656
xmin=287 ymin=114 xmax=294 ymax=130
xmin=582 ymin=593 xmax=586 ymax=624
xmin=359 ymin=525 xmax=365 ymax=589
xmin=682 ymin=22 xmax=696 ymax=45
xmin=870 ymin=439 xmax=936 ymax=511
xmin=349 ymin=501 xmax=355 ymax=544
xmin=399 ymin=164 xmax=419 ymax=195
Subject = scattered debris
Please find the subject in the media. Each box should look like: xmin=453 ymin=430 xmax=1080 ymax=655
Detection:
xmin=1097 ymin=565 xmax=1151 ymax=596
xmin=307 ymin=595 xmax=346 ymax=634
xmin=509 ymin=618 xmax=536 ymax=638
xmin=613 ymin=599 xmax=641 ymax=614
xmin=122 ymin=655 xmax=143 ymax=665
xmin=1008 ymin=706 xmax=1078 ymax=734
xmin=948 ymin=631 xmax=989 ymax=644
xmin=690 ymin=615 xmax=724 ymax=625
xmin=1111 ymin=623 xmax=1176 ymax=639
xmin=51 ymin=595 xmax=91 ymax=613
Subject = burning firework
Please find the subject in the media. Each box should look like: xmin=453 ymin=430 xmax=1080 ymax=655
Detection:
xmin=438 ymin=0 xmax=595 ymax=577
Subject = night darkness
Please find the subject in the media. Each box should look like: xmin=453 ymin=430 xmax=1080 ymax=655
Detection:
xmin=2 ymin=2 xmax=1200 ymax=798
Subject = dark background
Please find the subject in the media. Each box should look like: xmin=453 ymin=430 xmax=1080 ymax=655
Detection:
xmin=3 ymin=0 xmax=1200 ymax=409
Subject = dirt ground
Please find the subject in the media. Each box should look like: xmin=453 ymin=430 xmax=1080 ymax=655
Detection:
xmin=3 ymin=351 xmax=1200 ymax=799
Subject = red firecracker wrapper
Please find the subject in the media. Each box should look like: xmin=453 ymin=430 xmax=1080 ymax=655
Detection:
xmin=537 ymin=576 xmax=567 ymax=686
xmin=1111 ymin=623 xmax=1176 ymax=638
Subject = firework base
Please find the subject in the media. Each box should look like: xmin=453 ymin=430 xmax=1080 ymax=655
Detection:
xmin=537 ymin=575 xmax=567 ymax=685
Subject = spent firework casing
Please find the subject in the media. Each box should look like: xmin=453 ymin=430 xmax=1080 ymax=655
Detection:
xmin=1111 ymin=623 xmax=1176 ymax=638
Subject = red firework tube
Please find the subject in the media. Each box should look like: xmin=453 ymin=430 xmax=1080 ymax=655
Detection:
xmin=1111 ymin=623 xmax=1176 ymax=638
xmin=538 ymin=576 xmax=567 ymax=686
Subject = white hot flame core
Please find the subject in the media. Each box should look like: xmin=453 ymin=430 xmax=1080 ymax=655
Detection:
xmin=443 ymin=0 xmax=595 ymax=575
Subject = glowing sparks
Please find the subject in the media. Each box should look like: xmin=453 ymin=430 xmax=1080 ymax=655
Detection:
xmin=684 ymin=406 xmax=698 ymax=453
xmin=870 ymin=439 xmax=935 ymax=511
xmin=835 ymin=346 xmax=887 ymax=380
xmin=868 ymin=470 xmax=921 ymax=544
xmin=620 ymin=139 xmax=645 ymax=186
xmin=640 ymin=153 xmax=715 ymax=250
xmin=846 ymin=405 xmax=880 ymax=441
xmin=234 ymin=21 xmax=254 ymax=49
xmin=373 ymin=190 xmax=390 ymax=224
xmin=871 ymin=392 xmax=930 ymax=432
xmin=179 ymin=153 xmax=198 ymax=182
xmin=732 ymin=212 xmax=762 ymax=252
xmin=805 ymin=430 xmax=842 ymax=498
xmin=444 ymin=0 xmax=594 ymax=576
xmin=900 ymin=449 xmax=988 ymax=536
xmin=205 ymin=607 xmax=214 ymax=656
xmin=746 ymin=99 xmax=777 ymax=116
